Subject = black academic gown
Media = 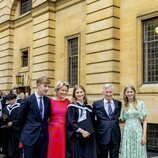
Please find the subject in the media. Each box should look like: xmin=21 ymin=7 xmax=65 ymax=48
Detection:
xmin=66 ymin=102 xmax=98 ymax=158
xmin=0 ymin=97 xmax=7 ymax=147
xmin=3 ymin=103 xmax=21 ymax=158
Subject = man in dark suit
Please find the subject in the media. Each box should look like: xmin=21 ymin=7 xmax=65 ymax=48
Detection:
xmin=0 ymin=91 xmax=7 ymax=154
xmin=18 ymin=76 xmax=51 ymax=158
xmin=92 ymin=84 xmax=122 ymax=158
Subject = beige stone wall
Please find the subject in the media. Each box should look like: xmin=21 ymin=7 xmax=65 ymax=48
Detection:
xmin=0 ymin=0 xmax=55 ymax=95
xmin=0 ymin=0 xmax=12 ymax=23
xmin=55 ymin=0 xmax=87 ymax=95
xmin=120 ymin=0 xmax=158 ymax=123
xmin=13 ymin=14 xmax=33 ymax=89
xmin=31 ymin=1 xmax=55 ymax=95
xmin=86 ymin=0 xmax=120 ymax=101
xmin=0 ymin=21 xmax=14 ymax=91
xmin=0 ymin=0 xmax=158 ymax=122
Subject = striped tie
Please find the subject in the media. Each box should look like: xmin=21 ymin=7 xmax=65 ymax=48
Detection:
xmin=39 ymin=97 xmax=43 ymax=118
xmin=108 ymin=101 xmax=113 ymax=117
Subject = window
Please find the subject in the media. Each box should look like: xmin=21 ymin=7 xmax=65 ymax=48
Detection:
xmin=147 ymin=123 xmax=158 ymax=152
xmin=21 ymin=49 xmax=28 ymax=67
xmin=68 ymin=38 xmax=78 ymax=87
xmin=143 ymin=18 xmax=158 ymax=83
xmin=20 ymin=0 xmax=32 ymax=15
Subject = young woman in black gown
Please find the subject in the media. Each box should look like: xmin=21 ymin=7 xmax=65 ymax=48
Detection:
xmin=66 ymin=85 xmax=98 ymax=158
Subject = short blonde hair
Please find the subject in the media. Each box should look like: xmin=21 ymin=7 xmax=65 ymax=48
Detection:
xmin=36 ymin=76 xmax=51 ymax=86
xmin=54 ymin=80 xmax=69 ymax=92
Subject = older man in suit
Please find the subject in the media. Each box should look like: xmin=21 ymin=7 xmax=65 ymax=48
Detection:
xmin=92 ymin=84 xmax=122 ymax=158
xmin=18 ymin=76 xmax=51 ymax=158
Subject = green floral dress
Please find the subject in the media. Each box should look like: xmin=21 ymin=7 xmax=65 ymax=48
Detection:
xmin=120 ymin=100 xmax=147 ymax=158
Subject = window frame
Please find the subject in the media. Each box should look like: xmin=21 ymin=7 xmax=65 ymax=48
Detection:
xmin=20 ymin=0 xmax=32 ymax=15
xmin=68 ymin=37 xmax=79 ymax=87
xmin=143 ymin=17 xmax=158 ymax=84
xmin=136 ymin=12 xmax=158 ymax=93
xmin=21 ymin=49 xmax=29 ymax=68
xmin=65 ymin=34 xmax=80 ymax=88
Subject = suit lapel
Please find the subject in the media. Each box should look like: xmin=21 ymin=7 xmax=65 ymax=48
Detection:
xmin=101 ymin=99 xmax=109 ymax=117
xmin=43 ymin=96 xmax=48 ymax=119
xmin=112 ymin=99 xmax=119 ymax=116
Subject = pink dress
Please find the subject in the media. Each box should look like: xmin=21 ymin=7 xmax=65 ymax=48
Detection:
xmin=47 ymin=97 xmax=70 ymax=158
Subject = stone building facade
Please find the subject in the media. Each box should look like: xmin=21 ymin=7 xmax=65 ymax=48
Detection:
xmin=0 ymin=0 xmax=158 ymax=150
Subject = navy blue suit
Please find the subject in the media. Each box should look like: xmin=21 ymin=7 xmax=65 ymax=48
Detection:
xmin=18 ymin=93 xmax=51 ymax=158
xmin=92 ymin=99 xmax=122 ymax=158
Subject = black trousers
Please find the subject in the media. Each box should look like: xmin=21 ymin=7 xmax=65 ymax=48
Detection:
xmin=23 ymin=132 xmax=48 ymax=158
xmin=98 ymin=139 xmax=120 ymax=158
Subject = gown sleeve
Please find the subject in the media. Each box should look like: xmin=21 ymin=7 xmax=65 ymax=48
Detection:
xmin=66 ymin=105 xmax=79 ymax=139
xmin=66 ymin=105 xmax=79 ymax=158
xmin=138 ymin=100 xmax=147 ymax=120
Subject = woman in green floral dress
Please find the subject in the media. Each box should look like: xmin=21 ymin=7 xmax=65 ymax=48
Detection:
xmin=120 ymin=85 xmax=147 ymax=158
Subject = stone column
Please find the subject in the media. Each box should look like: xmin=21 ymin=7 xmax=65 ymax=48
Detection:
xmin=32 ymin=1 xmax=55 ymax=94
xmin=86 ymin=0 xmax=120 ymax=98
xmin=0 ymin=21 xmax=14 ymax=91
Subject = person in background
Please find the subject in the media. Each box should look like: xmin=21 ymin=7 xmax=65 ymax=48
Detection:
xmin=9 ymin=88 xmax=17 ymax=95
xmin=2 ymin=93 xmax=21 ymax=158
xmin=0 ymin=91 xmax=7 ymax=154
xmin=0 ymin=91 xmax=7 ymax=109
xmin=47 ymin=80 xmax=70 ymax=158
xmin=92 ymin=84 xmax=122 ymax=158
xmin=25 ymin=92 xmax=29 ymax=98
xmin=66 ymin=85 xmax=98 ymax=158
xmin=120 ymin=85 xmax=147 ymax=158
xmin=17 ymin=92 xmax=25 ymax=104
xmin=18 ymin=76 xmax=51 ymax=158
xmin=0 ymin=91 xmax=7 ymax=155
xmin=0 ymin=91 xmax=2 ymax=152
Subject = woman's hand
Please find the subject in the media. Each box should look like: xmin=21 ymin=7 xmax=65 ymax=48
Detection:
xmin=79 ymin=129 xmax=90 ymax=138
xmin=141 ymin=135 xmax=146 ymax=145
xmin=7 ymin=122 xmax=13 ymax=127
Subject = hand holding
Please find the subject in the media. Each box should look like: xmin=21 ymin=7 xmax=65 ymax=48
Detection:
xmin=7 ymin=122 xmax=13 ymax=127
xmin=80 ymin=129 xmax=90 ymax=138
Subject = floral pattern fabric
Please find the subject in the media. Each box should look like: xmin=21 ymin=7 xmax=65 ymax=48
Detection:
xmin=120 ymin=100 xmax=147 ymax=158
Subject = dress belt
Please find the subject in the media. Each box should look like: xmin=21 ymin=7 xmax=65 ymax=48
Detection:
xmin=49 ymin=117 xmax=65 ymax=125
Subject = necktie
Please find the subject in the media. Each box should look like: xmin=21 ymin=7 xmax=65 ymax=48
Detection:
xmin=39 ymin=97 xmax=43 ymax=117
xmin=0 ymin=101 xmax=2 ymax=117
xmin=108 ymin=101 xmax=113 ymax=117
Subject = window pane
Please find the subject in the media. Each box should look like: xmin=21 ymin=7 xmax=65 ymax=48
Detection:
xmin=68 ymin=38 xmax=78 ymax=87
xmin=143 ymin=18 xmax=158 ymax=83
xmin=21 ymin=50 xmax=28 ymax=67
xmin=21 ymin=0 xmax=32 ymax=15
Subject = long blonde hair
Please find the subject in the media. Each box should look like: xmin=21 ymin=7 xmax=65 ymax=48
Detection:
xmin=123 ymin=85 xmax=137 ymax=110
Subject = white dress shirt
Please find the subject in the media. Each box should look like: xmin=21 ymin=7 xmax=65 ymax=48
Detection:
xmin=103 ymin=99 xmax=115 ymax=115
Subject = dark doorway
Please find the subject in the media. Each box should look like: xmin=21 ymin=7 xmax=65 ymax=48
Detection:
xmin=16 ymin=86 xmax=30 ymax=95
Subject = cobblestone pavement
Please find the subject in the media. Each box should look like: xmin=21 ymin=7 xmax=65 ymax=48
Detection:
xmin=0 ymin=152 xmax=158 ymax=158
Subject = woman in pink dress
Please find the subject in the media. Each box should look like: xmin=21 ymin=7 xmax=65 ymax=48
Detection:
xmin=47 ymin=80 xmax=70 ymax=158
